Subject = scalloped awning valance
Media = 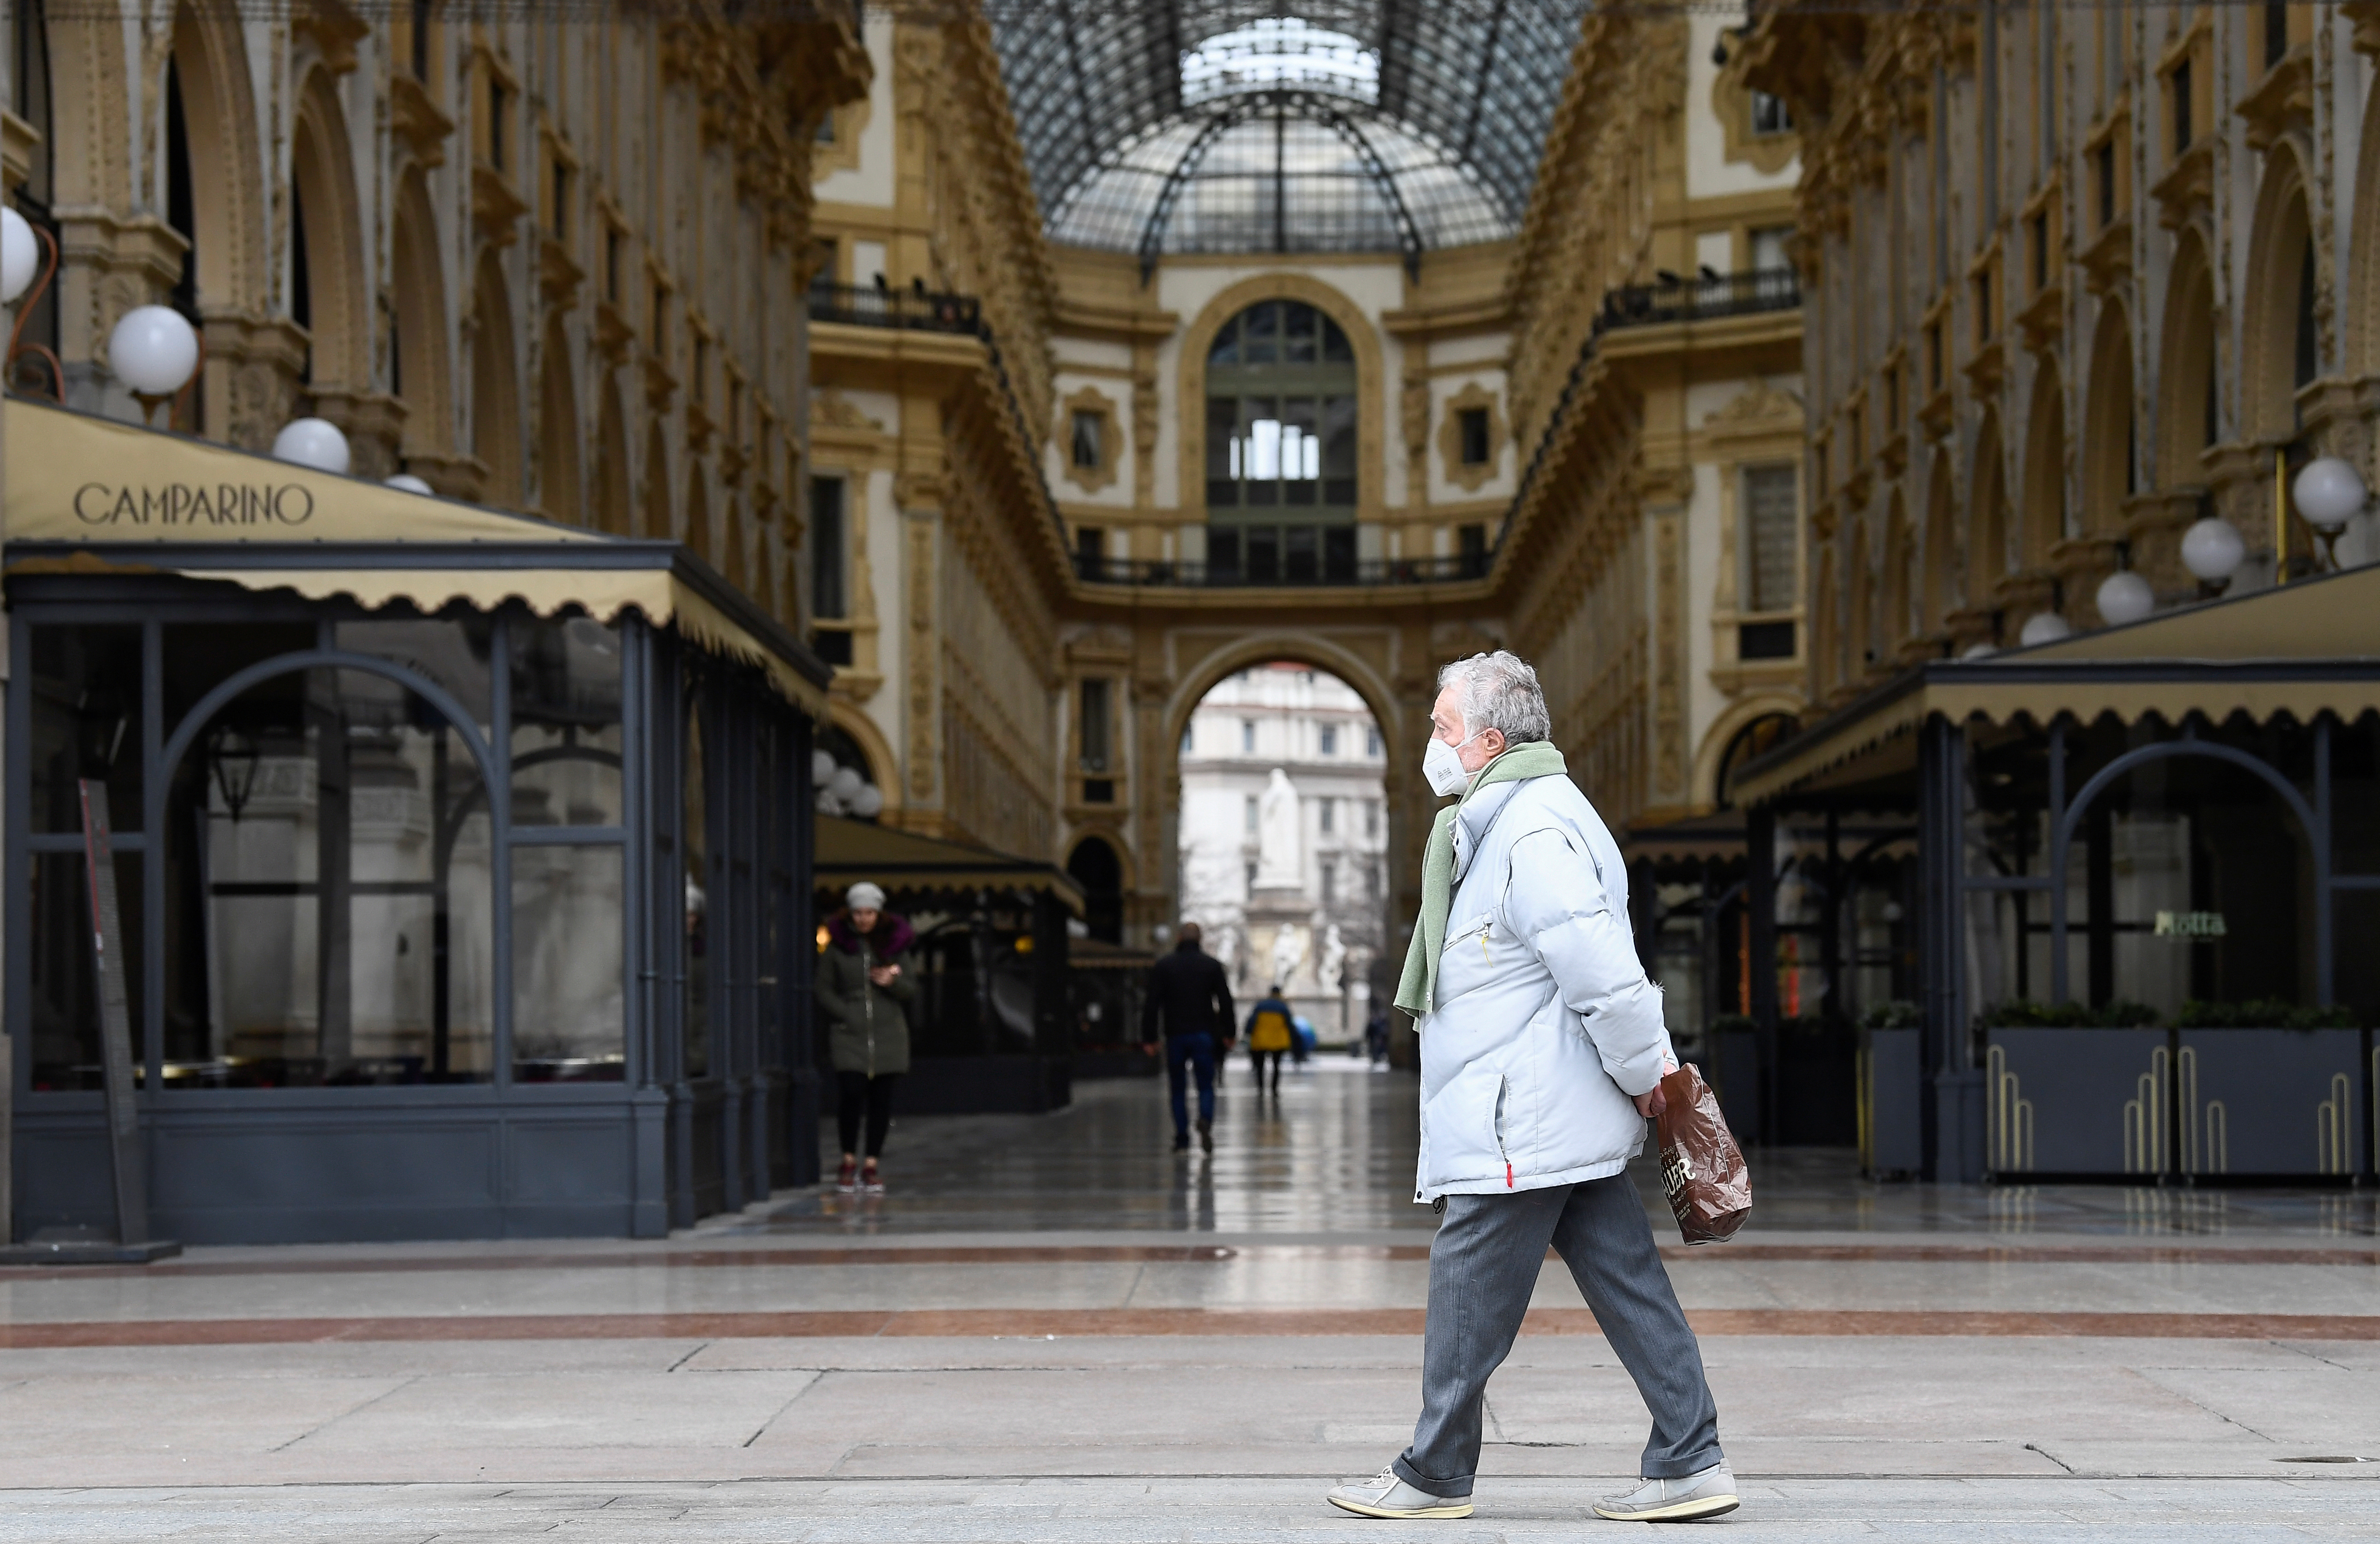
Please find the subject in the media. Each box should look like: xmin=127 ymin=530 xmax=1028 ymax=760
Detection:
xmin=1732 ymin=563 xmax=2380 ymax=807
xmin=3 ymin=398 xmax=826 ymax=714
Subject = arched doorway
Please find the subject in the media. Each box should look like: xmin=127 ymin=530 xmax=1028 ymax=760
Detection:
xmin=1066 ymin=835 xmax=1125 ymax=944
xmin=1175 ymin=660 xmax=1387 ymax=1044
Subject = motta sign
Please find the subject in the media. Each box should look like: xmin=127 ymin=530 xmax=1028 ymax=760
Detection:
xmin=2154 ymin=910 xmax=2227 ymax=939
xmin=73 ymin=480 xmax=316 ymax=527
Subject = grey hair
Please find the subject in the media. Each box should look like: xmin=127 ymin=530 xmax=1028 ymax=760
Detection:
xmin=1437 ymin=651 xmax=1551 ymax=744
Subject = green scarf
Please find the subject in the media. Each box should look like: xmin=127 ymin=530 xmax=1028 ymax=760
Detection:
xmin=1393 ymin=740 xmax=1568 ymax=1019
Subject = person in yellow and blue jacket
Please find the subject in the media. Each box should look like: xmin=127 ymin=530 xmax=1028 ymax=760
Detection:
xmin=1243 ymin=986 xmax=1295 ymax=1097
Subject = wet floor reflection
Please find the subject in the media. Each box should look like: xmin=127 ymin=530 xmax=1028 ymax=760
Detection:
xmin=741 ymin=1061 xmax=2379 ymax=1239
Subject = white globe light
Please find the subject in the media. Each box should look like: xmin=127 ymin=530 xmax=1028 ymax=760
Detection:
xmin=108 ymin=304 xmax=201 ymax=396
xmin=2293 ymin=456 xmax=2368 ymax=531
xmin=849 ymin=783 xmax=885 ymax=818
xmin=1 ymin=207 xmax=37 ymax=306
xmin=2018 ymin=611 xmax=2073 ymax=647
xmin=2181 ymin=515 xmax=2247 ymax=582
xmin=1960 ymin=642 xmax=1998 ymax=660
xmin=271 ymin=417 xmax=351 ymax=474
xmin=383 ymin=472 xmax=434 ymax=495
xmin=2095 ymin=570 xmax=2155 ymax=627
xmin=828 ymin=766 xmax=865 ymax=801
xmin=811 ymin=749 xmax=838 ymax=785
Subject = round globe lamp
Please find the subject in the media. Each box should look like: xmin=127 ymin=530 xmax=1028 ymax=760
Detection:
xmin=271 ymin=417 xmax=351 ymax=475
xmin=2094 ymin=570 xmax=2155 ymax=628
xmin=1 ymin=207 xmax=38 ymax=306
xmin=2293 ymin=456 xmax=2368 ymax=571
xmin=109 ymin=305 xmax=202 ymax=421
xmin=2018 ymin=612 xmax=2073 ymax=648
xmin=2181 ymin=515 xmax=2247 ymax=592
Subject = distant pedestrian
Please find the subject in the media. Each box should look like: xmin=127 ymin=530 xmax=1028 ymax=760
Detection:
xmin=1244 ymin=986 xmax=1295 ymax=1096
xmin=1143 ymin=921 xmax=1235 ymax=1153
xmin=1364 ymin=1005 xmax=1390 ymax=1066
xmin=814 ymin=882 xmax=916 ymax=1194
xmin=1328 ymin=650 xmax=1734 ymax=1524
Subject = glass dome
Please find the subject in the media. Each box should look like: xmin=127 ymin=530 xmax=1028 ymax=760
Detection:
xmin=990 ymin=2 xmax=1592 ymax=270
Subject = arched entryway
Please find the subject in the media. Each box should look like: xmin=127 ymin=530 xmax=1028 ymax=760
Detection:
xmin=1173 ymin=659 xmax=1389 ymax=1045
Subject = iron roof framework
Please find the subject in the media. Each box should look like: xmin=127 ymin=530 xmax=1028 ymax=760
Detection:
xmin=986 ymin=0 xmax=1592 ymax=270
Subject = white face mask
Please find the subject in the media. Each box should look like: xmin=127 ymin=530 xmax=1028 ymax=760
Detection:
xmin=1423 ymin=731 xmax=1483 ymax=798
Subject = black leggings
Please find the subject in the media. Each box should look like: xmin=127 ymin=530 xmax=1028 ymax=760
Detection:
xmin=1251 ymin=1048 xmax=1284 ymax=1093
xmin=837 ymin=1072 xmax=899 ymax=1159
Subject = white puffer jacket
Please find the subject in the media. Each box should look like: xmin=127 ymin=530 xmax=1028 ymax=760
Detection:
xmin=1413 ymin=771 xmax=1672 ymax=1202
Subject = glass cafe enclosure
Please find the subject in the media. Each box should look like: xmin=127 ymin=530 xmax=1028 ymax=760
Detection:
xmin=1728 ymin=569 xmax=2380 ymax=1186
xmin=12 ymin=587 xmax=820 ymax=1243
xmin=5 ymin=404 xmax=826 ymax=1244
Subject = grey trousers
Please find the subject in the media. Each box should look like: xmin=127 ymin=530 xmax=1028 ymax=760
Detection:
xmin=1394 ymin=1175 xmax=1722 ymax=1497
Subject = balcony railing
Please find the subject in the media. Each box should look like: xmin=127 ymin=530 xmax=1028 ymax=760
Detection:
xmin=1600 ymin=266 xmax=1800 ymax=331
xmin=1076 ymin=552 xmax=1490 ymax=589
xmin=807 ymin=281 xmax=983 ymax=335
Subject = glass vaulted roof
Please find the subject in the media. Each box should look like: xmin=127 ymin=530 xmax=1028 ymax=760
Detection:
xmin=987 ymin=2 xmax=1593 ymax=272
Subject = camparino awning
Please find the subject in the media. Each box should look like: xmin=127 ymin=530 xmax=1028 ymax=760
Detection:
xmin=1732 ymin=562 xmax=2380 ymax=807
xmin=3 ymin=398 xmax=826 ymax=712
xmin=814 ymin=815 xmax=1085 ymax=914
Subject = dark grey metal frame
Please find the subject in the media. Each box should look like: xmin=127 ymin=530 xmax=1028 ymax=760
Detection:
xmin=1130 ymin=90 xmax=1428 ymax=278
xmin=5 ymin=556 xmax=825 ymax=1242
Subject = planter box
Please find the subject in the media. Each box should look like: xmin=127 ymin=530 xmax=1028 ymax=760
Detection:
xmin=2174 ymin=1029 xmax=2366 ymax=1178
xmin=1985 ymin=1027 xmax=2372 ymax=1180
xmin=1983 ymin=1029 xmax=2170 ymax=1178
xmin=1859 ymin=1028 xmax=1923 ymax=1178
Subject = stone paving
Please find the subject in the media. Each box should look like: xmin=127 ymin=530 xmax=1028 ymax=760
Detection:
xmin=0 ymin=1065 xmax=2372 ymax=1539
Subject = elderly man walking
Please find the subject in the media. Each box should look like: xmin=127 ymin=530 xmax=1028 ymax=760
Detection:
xmin=1327 ymin=651 xmax=1736 ymax=1524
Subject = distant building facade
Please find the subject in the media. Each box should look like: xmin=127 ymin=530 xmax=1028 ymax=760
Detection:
xmin=1177 ymin=665 xmax=1387 ymax=1041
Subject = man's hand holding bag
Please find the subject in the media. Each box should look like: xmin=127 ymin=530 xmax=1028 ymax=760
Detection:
xmin=1653 ymin=1063 xmax=1751 ymax=1244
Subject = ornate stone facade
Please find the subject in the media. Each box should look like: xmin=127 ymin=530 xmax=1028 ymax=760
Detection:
xmin=5 ymin=1 xmax=865 ymax=623
xmin=1746 ymin=2 xmax=2380 ymax=707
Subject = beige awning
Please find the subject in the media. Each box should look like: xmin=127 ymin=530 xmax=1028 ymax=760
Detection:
xmin=1733 ymin=564 xmax=2380 ymax=806
xmin=814 ymin=816 xmax=1085 ymax=914
xmin=4 ymin=398 xmax=825 ymax=713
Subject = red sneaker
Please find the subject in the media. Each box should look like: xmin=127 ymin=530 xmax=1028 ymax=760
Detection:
xmin=836 ymin=1158 xmax=857 ymax=1193
xmin=862 ymin=1160 xmax=884 ymax=1194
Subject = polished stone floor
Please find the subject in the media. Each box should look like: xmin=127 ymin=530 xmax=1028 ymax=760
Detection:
xmin=763 ymin=1057 xmax=2380 ymax=1241
xmin=0 ymin=1061 xmax=2373 ymax=1540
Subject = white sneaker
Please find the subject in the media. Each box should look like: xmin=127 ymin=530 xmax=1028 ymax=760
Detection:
xmin=1591 ymin=1461 xmax=1738 ymax=1521
xmin=1326 ymin=1465 xmax=1474 ymax=1519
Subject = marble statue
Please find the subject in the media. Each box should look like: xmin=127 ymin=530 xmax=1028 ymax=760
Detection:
xmin=1269 ymin=922 xmax=1307 ymax=991
xmin=1318 ymin=924 xmax=1346 ymax=996
xmin=1255 ymin=767 xmax=1302 ymax=890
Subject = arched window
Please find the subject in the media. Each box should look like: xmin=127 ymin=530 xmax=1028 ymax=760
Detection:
xmin=1203 ymin=299 xmax=1358 ymax=582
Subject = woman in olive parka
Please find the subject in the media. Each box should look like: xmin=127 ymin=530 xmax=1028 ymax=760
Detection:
xmin=815 ymin=881 xmax=918 ymax=1192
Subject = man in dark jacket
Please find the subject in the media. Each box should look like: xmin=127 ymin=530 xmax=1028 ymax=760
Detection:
xmin=1143 ymin=922 xmax=1235 ymax=1153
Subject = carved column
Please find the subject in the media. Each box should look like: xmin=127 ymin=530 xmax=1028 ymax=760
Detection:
xmin=893 ymin=467 xmax=943 ymax=835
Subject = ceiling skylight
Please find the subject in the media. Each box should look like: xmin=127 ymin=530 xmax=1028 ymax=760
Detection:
xmin=1181 ymin=17 xmax=1379 ymax=108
